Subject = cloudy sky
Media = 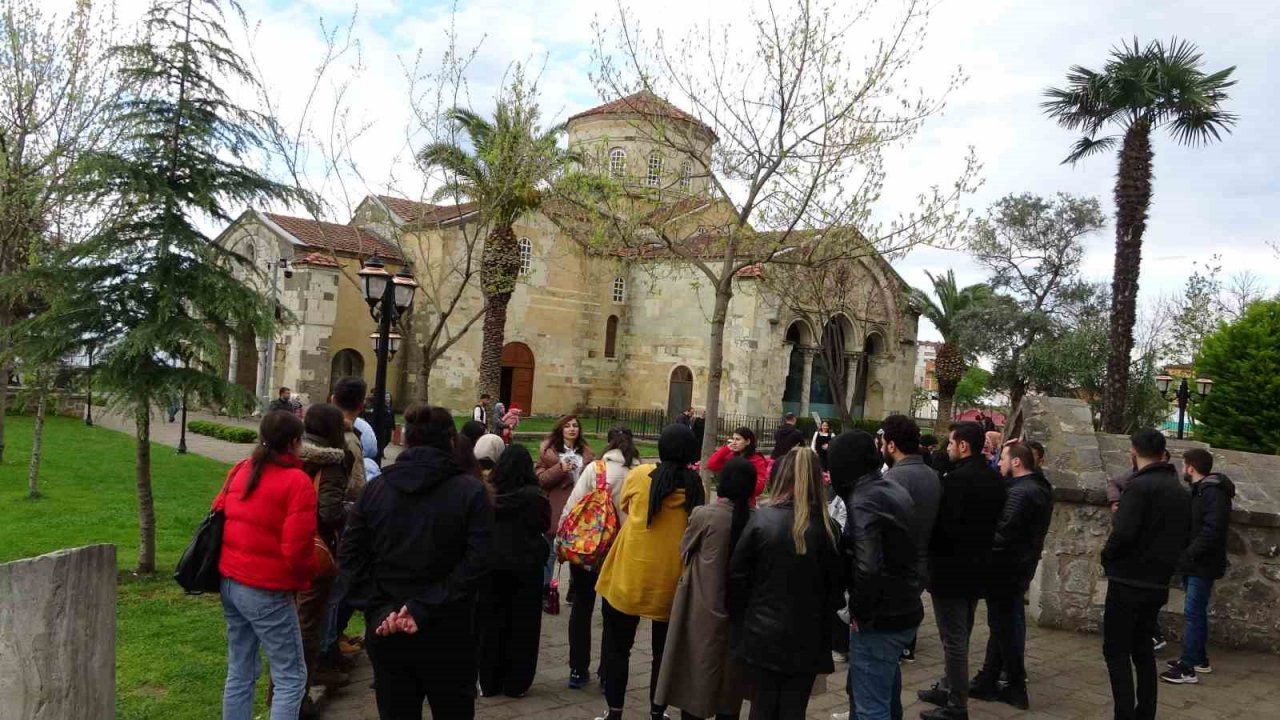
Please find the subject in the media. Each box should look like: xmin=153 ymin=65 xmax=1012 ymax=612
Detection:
xmin=55 ymin=0 xmax=1279 ymax=339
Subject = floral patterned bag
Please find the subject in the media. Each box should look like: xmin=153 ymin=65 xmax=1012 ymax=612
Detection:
xmin=555 ymin=460 xmax=619 ymax=570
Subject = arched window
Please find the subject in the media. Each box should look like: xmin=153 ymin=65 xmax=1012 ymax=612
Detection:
xmin=612 ymin=276 xmax=625 ymax=303
xmin=679 ymin=161 xmax=692 ymax=190
xmin=605 ymin=315 xmax=619 ymax=359
xmin=609 ymin=147 xmax=626 ymax=178
xmin=518 ymin=238 xmax=532 ymax=276
xmin=647 ymin=151 xmax=663 ymax=187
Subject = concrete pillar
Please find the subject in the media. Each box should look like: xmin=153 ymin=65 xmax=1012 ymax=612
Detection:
xmin=254 ymin=335 xmax=268 ymax=413
xmin=227 ymin=335 xmax=239 ymax=385
xmin=781 ymin=341 xmax=796 ymax=388
xmin=798 ymin=346 xmax=818 ymax=419
xmin=844 ymin=350 xmax=864 ymax=413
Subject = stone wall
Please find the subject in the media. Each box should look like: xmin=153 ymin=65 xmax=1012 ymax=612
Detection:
xmin=0 ymin=545 xmax=117 ymax=719
xmin=1017 ymin=395 xmax=1280 ymax=653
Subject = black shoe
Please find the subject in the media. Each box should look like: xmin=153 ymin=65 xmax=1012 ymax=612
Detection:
xmin=918 ymin=687 xmax=950 ymax=708
xmin=920 ymin=706 xmax=968 ymax=720
xmin=568 ymin=670 xmax=589 ymax=689
xmin=1160 ymin=662 xmax=1199 ymax=685
xmin=998 ymin=683 xmax=1030 ymax=710
xmin=968 ymin=671 xmax=999 ymax=702
xmin=1153 ymin=635 xmax=1168 ymax=651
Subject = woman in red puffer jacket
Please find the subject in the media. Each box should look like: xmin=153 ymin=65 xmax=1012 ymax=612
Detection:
xmin=218 ymin=410 xmax=317 ymax=720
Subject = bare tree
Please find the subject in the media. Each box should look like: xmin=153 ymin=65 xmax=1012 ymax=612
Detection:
xmin=570 ymin=0 xmax=977 ymax=470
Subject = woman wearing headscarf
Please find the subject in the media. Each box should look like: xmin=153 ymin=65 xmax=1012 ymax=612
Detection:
xmin=655 ymin=457 xmax=756 ymax=720
xmin=477 ymin=444 xmax=551 ymax=698
xmin=593 ymin=424 xmax=707 ymax=720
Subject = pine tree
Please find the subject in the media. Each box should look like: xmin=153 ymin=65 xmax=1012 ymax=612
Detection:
xmin=22 ymin=0 xmax=303 ymax=574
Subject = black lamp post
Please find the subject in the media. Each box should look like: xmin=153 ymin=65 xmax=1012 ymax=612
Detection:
xmin=358 ymin=257 xmax=416 ymax=461
xmin=84 ymin=347 xmax=94 ymax=427
xmin=1155 ymin=374 xmax=1213 ymax=440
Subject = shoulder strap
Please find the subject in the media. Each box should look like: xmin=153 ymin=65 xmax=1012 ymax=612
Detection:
xmin=215 ymin=458 xmax=250 ymax=510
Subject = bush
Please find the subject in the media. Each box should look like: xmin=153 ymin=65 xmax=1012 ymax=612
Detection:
xmin=796 ymin=416 xmax=888 ymax=439
xmin=1194 ymin=299 xmax=1280 ymax=454
xmin=187 ymin=420 xmax=257 ymax=444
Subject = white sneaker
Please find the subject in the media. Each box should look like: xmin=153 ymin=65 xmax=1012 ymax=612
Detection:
xmin=833 ymin=651 xmax=849 ymax=664
xmin=832 ymin=712 xmax=851 ymax=720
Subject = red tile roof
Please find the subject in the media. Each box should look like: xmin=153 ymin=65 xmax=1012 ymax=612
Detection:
xmin=292 ymin=252 xmax=341 ymax=268
xmin=263 ymin=213 xmax=403 ymax=261
xmin=376 ymin=195 xmax=479 ymax=226
xmin=569 ymin=90 xmax=714 ymax=136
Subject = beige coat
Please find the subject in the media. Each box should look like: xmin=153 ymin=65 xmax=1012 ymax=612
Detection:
xmin=654 ymin=501 xmax=748 ymax=717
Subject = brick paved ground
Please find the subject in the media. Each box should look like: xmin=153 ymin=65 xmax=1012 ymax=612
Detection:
xmin=325 ymin=595 xmax=1278 ymax=720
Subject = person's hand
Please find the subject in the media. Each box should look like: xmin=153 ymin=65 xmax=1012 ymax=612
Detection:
xmin=560 ymin=460 xmax=572 ymax=473
xmin=375 ymin=605 xmax=418 ymax=636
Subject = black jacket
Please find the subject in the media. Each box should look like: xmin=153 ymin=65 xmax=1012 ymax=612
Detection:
xmin=339 ymin=446 xmax=493 ymax=628
xmin=1102 ymin=462 xmax=1190 ymax=591
xmin=990 ymin=470 xmax=1055 ymax=593
xmin=490 ymin=485 xmax=551 ymax=573
xmin=728 ymin=503 xmax=843 ymax=675
xmin=928 ymin=454 xmax=1006 ymax=598
xmin=1178 ymin=473 xmax=1235 ymax=580
xmin=843 ymin=469 xmax=924 ymax=631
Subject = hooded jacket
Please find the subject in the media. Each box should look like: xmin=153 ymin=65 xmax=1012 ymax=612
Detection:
xmin=561 ymin=448 xmax=640 ymax=527
xmin=1102 ymin=461 xmax=1190 ymax=591
xmin=338 ymin=445 xmax=493 ymax=629
xmin=1179 ymin=473 xmax=1235 ymax=579
xmin=299 ymin=434 xmax=352 ymax=547
xmin=927 ymin=454 xmax=1006 ymax=598
xmin=990 ymin=469 xmax=1055 ymax=593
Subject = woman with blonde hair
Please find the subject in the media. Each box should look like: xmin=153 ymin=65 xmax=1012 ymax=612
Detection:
xmin=728 ymin=447 xmax=843 ymax=720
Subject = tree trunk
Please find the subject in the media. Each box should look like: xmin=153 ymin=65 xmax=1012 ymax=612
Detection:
xmin=934 ymin=381 xmax=957 ymax=437
xmin=698 ymin=286 xmax=733 ymax=496
xmin=1101 ymin=121 xmax=1153 ymax=433
xmin=477 ymin=224 xmax=519 ymax=400
xmin=1009 ymin=377 xmax=1028 ymax=418
xmin=135 ymin=408 xmax=156 ymax=574
xmin=0 ymin=308 xmax=10 ymax=463
xmin=27 ymin=387 xmax=46 ymax=498
xmin=417 ymin=348 xmax=434 ymax=404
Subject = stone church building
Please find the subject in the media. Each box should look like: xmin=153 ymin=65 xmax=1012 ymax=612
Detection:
xmin=214 ymin=92 xmax=921 ymax=421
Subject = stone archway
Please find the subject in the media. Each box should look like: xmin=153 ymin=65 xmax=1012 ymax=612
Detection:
xmin=501 ymin=342 xmax=535 ymax=413
xmin=330 ymin=349 xmax=365 ymax=390
xmin=667 ymin=365 xmax=694 ymax=421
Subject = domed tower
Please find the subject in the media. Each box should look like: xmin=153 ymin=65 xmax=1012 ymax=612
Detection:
xmin=566 ymin=90 xmax=715 ymax=197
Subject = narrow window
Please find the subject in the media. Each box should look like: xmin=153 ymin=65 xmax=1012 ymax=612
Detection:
xmin=518 ymin=238 xmax=532 ymax=276
xmin=605 ymin=315 xmax=619 ymax=359
xmin=679 ymin=161 xmax=692 ymax=190
xmin=647 ymin=151 xmax=663 ymax=187
xmin=612 ymin=276 xmax=625 ymax=303
xmin=609 ymin=148 xmax=626 ymax=178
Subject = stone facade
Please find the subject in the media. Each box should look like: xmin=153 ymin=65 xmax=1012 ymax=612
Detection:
xmin=1016 ymin=395 xmax=1280 ymax=653
xmin=0 ymin=545 xmax=117 ymax=719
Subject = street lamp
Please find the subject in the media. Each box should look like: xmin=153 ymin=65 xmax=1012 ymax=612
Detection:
xmin=84 ymin=347 xmax=95 ymax=427
xmin=1156 ymin=374 xmax=1213 ymax=439
xmin=359 ymin=257 xmax=416 ymax=460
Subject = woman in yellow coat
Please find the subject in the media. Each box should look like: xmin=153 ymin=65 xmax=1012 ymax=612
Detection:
xmin=594 ymin=424 xmax=706 ymax=720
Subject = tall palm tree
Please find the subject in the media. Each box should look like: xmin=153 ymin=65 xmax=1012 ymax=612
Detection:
xmin=419 ymin=88 xmax=574 ymax=401
xmin=1043 ymin=38 xmax=1236 ymax=432
xmin=911 ymin=270 xmax=991 ymax=435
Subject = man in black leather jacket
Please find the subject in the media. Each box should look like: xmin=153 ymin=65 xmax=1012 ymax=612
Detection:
xmin=972 ymin=441 xmax=1054 ymax=710
xmin=1101 ymin=429 xmax=1190 ymax=720
xmin=829 ymin=430 xmax=922 ymax=720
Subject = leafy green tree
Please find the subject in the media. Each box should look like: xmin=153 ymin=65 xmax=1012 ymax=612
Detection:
xmin=20 ymin=0 xmax=302 ymax=574
xmin=953 ymin=366 xmax=992 ymax=412
xmin=1044 ymin=38 xmax=1237 ymax=433
xmin=911 ymin=270 xmax=991 ymax=434
xmin=1194 ymin=299 xmax=1280 ymax=453
xmin=417 ymin=69 xmax=576 ymax=401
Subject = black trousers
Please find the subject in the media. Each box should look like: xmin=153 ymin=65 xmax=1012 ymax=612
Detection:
xmin=569 ymin=564 xmax=610 ymax=677
xmin=746 ymin=666 xmax=814 ymax=720
xmin=478 ymin=566 xmax=544 ymax=697
xmin=831 ymin=612 xmax=850 ymax=654
xmin=601 ymin=598 xmax=669 ymax=713
xmin=980 ymin=592 xmax=1026 ymax=686
xmin=365 ymin=610 xmax=476 ymax=720
xmin=1102 ymin=583 xmax=1167 ymax=720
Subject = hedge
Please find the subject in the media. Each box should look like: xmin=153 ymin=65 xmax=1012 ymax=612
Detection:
xmin=187 ymin=420 xmax=257 ymax=444
xmin=795 ymin=416 xmax=889 ymax=437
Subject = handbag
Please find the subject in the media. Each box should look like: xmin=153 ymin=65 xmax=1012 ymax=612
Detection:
xmin=174 ymin=460 xmax=245 ymax=594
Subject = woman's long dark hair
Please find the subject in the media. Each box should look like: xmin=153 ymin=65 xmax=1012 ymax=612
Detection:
xmin=647 ymin=424 xmax=706 ymax=526
xmin=244 ymin=410 xmax=304 ymax=499
xmin=732 ymin=426 xmax=758 ymax=457
xmin=402 ymin=403 xmax=473 ymax=476
xmin=717 ymin=456 xmax=757 ymax=574
xmin=605 ymin=425 xmax=640 ymax=467
xmin=547 ymin=414 xmax=588 ymax=454
xmin=304 ymin=403 xmax=347 ymax=450
xmin=491 ymin=443 xmax=537 ymax=495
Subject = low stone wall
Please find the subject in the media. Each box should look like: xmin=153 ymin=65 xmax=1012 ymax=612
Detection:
xmin=1016 ymin=395 xmax=1280 ymax=653
xmin=0 ymin=545 xmax=117 ymax=719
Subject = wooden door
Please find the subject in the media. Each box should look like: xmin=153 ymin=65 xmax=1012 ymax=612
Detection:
xmin=501 ymin=342 xmax=535 ymax=413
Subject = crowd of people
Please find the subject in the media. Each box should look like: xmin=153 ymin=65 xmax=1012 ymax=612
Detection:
xmin=210 ymin=384 xmax=1234 ymax=720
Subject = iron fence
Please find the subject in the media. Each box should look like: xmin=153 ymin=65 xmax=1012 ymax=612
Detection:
xmin=589 ymin=407 xmax=790 ymax=445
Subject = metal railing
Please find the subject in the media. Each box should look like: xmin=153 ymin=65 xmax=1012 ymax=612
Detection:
xmin=589 ymin=407 xmax=789 ymax=445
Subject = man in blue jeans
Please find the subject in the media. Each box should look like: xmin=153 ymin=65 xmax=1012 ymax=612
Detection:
xmin=1161 ymin=448 xmax=1234 ymax=685
xmin=828 ymin=430 xmax=923 ymax=720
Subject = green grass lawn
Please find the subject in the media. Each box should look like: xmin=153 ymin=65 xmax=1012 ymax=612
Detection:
xmin=0 ymin=416 xmax=260 ymax=720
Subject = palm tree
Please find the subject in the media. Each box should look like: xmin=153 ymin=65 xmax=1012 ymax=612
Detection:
xmin=419 ymin=85 xmax=574 ymax=401
xmin=911 ymin=270 xmax=991 ymax=435
xmin=1043 ymin=38 xmax=1236 ymax=432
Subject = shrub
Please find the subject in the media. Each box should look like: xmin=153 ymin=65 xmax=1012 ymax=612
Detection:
xmin=187 ymin=420 xmax=257 ymax=444
xmin=1194 ymin=299 xmax=1280 ymax=454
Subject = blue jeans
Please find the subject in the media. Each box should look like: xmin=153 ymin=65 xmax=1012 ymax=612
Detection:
xmin=221 ymin=578 xmax=307 ymax=720
xmin=1180 ymin=576 xmax=1215 ymax=667
xmin=849 ymin=625 xmax=914 ymax=720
